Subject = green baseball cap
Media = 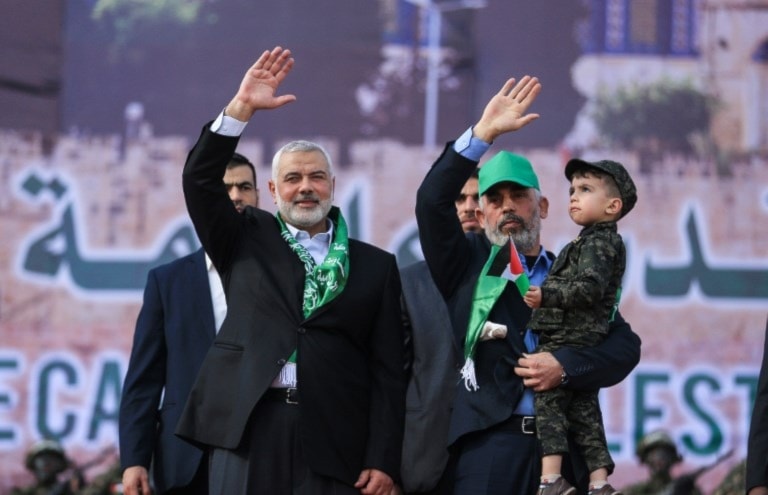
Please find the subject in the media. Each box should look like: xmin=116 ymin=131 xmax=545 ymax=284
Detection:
xmin=478 ymin=151 xmax=540 ymax=196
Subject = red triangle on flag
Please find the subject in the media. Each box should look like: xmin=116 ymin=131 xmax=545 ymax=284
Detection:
xmin=508 ymin=238 xmax=530 ymax=296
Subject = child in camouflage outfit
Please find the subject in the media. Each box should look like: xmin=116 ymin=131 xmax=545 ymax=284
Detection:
xmin=523 ymin=158 xmax=637 ymax=495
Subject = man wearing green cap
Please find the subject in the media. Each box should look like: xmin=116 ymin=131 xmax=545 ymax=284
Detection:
xmin=415 ymin=76 xmax=640 ymax=494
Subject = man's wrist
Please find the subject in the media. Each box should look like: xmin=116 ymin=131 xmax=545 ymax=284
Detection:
xmin=211 ymin=108 xmax=248 ymax=137
xmin=223 ymin=96 xmax=256 ymax=122
xmin=559 ymin=367 xmax=569 ymax=386
xmin=453 ymin=126 xmax=491 ymax=162
xmin=472 ymin=121 xmax=497 ymax=143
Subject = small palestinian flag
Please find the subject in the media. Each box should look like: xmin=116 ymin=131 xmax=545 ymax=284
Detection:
xmin=507 ymin=237 xmax=530 ymax=296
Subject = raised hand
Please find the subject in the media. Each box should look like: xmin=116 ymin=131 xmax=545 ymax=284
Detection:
xmin=225 ymin=46 xmax=297 ymax=121
xmin=473 ymin=76 xmax=541 ymax=143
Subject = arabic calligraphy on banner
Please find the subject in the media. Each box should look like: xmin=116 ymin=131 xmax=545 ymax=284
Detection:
xmin=0 ymin=133 xmax=766 ymax=488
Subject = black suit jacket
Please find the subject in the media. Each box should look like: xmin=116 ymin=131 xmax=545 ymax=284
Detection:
xmin=175 ymin=125 xmax=406 ymax=486
xmin=415 ymin=143 xmax=641 ymax=488
xmin=119 ymin=248 xmax=216 ymax=493
xmin=747 ymin=317 xmax=768 ymax=492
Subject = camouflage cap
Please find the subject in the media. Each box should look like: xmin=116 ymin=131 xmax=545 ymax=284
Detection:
xmin=636 ymin=430 xmax=682 ymax=463
xmin=479 ymin=151 xmax=539 ymax=196
xmin=565 ymin=158 xmax=637 ymax=218
xmin=25 ymin=439 xmax=67 ymax=470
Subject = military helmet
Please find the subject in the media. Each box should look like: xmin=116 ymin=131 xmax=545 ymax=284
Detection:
xmin=636 ymin=430 xmax=682 ymax=463
xmin=24 ymin=439 xmax=68 ymax=470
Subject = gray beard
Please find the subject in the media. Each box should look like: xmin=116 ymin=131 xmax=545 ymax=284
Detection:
xmin=276 ymin=195 xmax=333 ymax=230
xmin=485 ymin=211 xmax=540 ymax=253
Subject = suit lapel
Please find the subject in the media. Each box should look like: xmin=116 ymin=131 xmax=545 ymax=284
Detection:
xmin=280 ymin=243 xmax=309 ymax=323
xmin=248 ymin=215 xmax=306 ymax=325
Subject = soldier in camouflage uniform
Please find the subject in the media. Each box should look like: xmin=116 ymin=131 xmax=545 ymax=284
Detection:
xmin=76 ymin=461 xmax=123 ymax=495
xmin=10 ymin=440 xmax=83 ymax=495
xmin=711 ymin=459 xmax=746 ymax=495
xmin=622 ymin=430 xmax=702 ymax=495
xmin=524 ymin=158 xmax=637 ymax=495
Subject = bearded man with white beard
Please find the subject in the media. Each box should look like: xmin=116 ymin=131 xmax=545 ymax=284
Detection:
xmin=176 ymin=46 xmax=405 ymax=495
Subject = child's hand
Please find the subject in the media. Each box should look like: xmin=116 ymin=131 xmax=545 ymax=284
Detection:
xmin=524 ymin=286 xmax=541 ymax=308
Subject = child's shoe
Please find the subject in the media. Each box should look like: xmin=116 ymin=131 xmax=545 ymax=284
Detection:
xmin=588 ymin=483 xmax=622 ymax=495
xmin=537 ymin=477 xmax=576 ymax=495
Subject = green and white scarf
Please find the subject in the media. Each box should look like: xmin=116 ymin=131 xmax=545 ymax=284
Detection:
xmin=276 ymin=206 xmax=350 ymax=385
xmin=460 ymin=243 xmax=509 ymax=391
xmin=461 ymin=237 xmax=536 ymax=391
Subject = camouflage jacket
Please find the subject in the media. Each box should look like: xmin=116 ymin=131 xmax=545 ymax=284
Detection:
xmin=711 ymin=459 xmax=746 ymax=495
xmin=10 ymin=481 xmax=76 ymax=495
xmin=76 ymin=463 xmax=122 ymax=495
xmin=529 ymin=221 xmax=625 ymax=349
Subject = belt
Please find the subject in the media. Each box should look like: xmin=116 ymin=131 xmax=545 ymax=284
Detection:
xmin=263 ymin=387 xmax=299 ymax=405
xmin=498 ymin=415 xmax=536 ymax=435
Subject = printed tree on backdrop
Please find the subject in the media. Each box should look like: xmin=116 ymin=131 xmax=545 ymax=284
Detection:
xmin=91 ymin=0 xmax=205 ymax=46
xmin=592 ymin=80 xmax=718 ymax=174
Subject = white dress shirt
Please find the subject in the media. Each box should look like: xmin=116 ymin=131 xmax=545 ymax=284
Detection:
xmin=205 ymin=254 xmax=227 ymax=334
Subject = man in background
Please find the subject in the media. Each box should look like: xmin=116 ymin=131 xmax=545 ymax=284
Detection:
xmin=623 ymin=430 xmax=702 ymax=495
xmin=11 ymin=439 xmax=83 ymax=495
xmin=119 ymin=153 xmax=259 ymax=495
xmin=399 ymin=169 xmax=480 ymax=494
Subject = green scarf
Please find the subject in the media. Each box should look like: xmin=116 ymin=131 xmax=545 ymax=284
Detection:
xmin=276 ymin=207 xmax=350 ymax=384
xmin=460 ymin=243 xmax=509 ymax=391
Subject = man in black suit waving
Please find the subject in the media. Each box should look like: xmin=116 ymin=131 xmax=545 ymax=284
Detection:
xmin=175 ymin=46 xmax=406 ymax=495
xmin=415 ymin=75 xmax=640 ymax=494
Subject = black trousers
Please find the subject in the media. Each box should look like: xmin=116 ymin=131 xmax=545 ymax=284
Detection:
xmin=450 ymin=417 xmax=540 ymax=495
xmin=165 ymin=455 xmax=209 ymax=495
xmin=448 ymin=416 xmax=591 ymax=495
xmin=208 ymin=397 xmax=358 ymax=495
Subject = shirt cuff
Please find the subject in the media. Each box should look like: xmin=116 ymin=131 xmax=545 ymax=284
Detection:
xmin=453 ymin=126 xmax=491 ymax=162
xmin=210 ymin=110 xmax=248 ymax=137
